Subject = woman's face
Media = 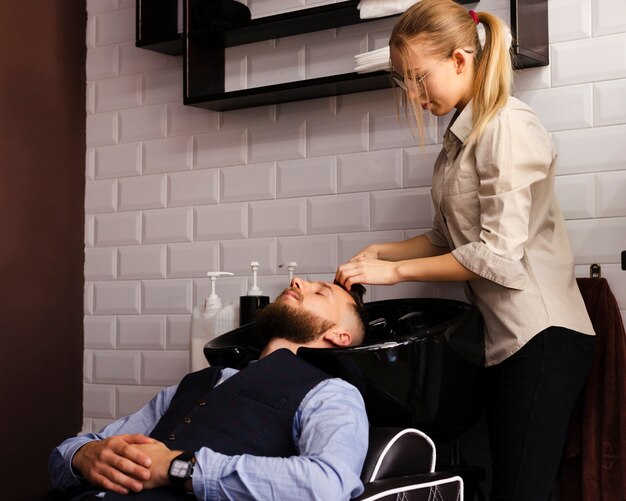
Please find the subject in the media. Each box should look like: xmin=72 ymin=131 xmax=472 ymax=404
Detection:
xmin=390 ymin=43 xmax=473 ymax=116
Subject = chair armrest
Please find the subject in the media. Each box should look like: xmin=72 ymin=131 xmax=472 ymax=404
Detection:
xmin=354 ymin=472 xmax=464 ymax=501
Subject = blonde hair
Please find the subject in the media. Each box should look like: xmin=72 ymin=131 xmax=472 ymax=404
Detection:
xmin=390 ymin=0 xmax=513 ymax=144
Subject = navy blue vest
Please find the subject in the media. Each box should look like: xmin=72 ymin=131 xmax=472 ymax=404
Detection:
xmin=83 ymin=349 xmax=330 ymax=500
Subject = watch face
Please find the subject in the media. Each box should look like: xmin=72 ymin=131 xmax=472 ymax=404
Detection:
xmin=170 ymin=459 xmax=192 ymax=479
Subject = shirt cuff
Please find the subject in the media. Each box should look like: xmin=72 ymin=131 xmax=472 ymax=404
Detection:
xmin=193 ymin=448 xmax=228 ymax=500
xmin=452 ymin=242 xmax=527 ymax=290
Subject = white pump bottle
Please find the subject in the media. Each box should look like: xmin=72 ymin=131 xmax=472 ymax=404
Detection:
xmin=189 ymin=271 xmax=239 ymax=372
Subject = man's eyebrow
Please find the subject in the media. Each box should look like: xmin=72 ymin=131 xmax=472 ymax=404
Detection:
xmin=319 ymin=282 xmax=335 ymax=297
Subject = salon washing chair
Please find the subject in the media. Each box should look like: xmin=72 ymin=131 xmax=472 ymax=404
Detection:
xmin=205 ymin=298 xmax=486 ymax=500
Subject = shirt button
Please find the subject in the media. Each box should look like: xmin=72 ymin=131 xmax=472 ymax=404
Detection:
xmin=198 ymin=400 xmax=206 ymax=406
xmin=168 ymin=433 xmax=176 ymax=441
xmin=183 ymin=416 xmax=192 ymax=424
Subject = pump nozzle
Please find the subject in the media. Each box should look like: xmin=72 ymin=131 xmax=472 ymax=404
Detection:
xmin=205 ymin=271 xmax=234 ymax=309
xmin=247 ymin=261 xmax=263 ymax=296
xmin=279 ymin=261 xmax=298 ymax=283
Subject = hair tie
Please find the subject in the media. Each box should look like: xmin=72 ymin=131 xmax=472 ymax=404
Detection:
xmin=469 ymin=10 xmax=479 ymax=25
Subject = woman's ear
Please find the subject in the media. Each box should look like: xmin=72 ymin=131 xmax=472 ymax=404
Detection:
xmin=452 ymin=48 xmax=469 ymax=74
xmin=323 ymin=329 xmax=352 ymax=347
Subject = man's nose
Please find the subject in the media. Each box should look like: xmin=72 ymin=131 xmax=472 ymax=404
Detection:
xmin=290 ymin=277 xmax=308 ymax=290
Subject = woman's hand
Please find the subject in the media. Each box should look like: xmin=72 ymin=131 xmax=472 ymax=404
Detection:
xmin=348 ymin=244 xmax=380 ymax=261
xmin=335 ymin=257 xmax=401 ymax=290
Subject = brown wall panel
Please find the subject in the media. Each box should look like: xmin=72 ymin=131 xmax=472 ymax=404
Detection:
xmin=0 ymin=2 xmax=86 ymax=498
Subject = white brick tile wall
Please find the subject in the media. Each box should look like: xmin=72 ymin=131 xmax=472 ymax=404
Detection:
xmin=371 ymin=188 xmax=434 ymax=230
xmin=248 ymin=121 xmax=305 ymax=163
xmin=593 ymin=79 xmax=626 ymax=126
xmin=118 ymin=42 xmax=168 ymax=75
xmin=87 ymin=111 xmax=118 ymax=146
xmin=552 ymin=33 xmax=626 ymax=87
xmin=94 ymin=142 xmax=141 ymax=179
xmin=277 ymin=156 xmax=336 ymax=198
xmin=94 ymin=74 xmax=142 ymax=112
xmin=94 ymin=212 xmax=141 ymax=247
xmin=143 ymin=136 xmax=192 ymax=174
xmin=118 ymin=245 xmax=166 ymax=279
xmin=338 ymin=149 xmax=402 ymax=193
xmin=82 ymin=4 xmax=626 ymax=425
xmin=221 ymin=238 xmax=277 ymax=274
xmin=141 ymin=351 xmax=189 ymax=385
xmin=554 ymin=174 xmax=595 ymax=219
xmin=119 ymin=105 xmax=166 ymax=142
xmin=86 ymin=179 xmax=117 ymax=214
xmin=142 ymin=67 xmax=181 ymax=105
xmin=94 ymin=7 xmax=134 ymax=46
xmin=553 ymin=124 xmax=626 ymax=174
xmin=167 ymin=102 xmax=218 ymax=137
xmin=249 ymin=198 xmax=306 ymax=237
xmin=86 ymin=247 xmax=117 ymax=281
xmin=592 ymin=0 xmax=626 ymax=37
xmin=93 ymin=350 xmax=141 ymax=384
xmin=117 ymin=316 xmax=166 ymax=350
xmin=167 ymin=242 xmax=220 ymax=278
xmin=168 ymin=169 xmax=219 ymax=207
xmin=567 ymin=217 xmax=626 ymax=263
xmin=595 ymin=170 xmax=626 ymax=217
xmin=84 ymin=384 xmax=116 ymax=419
xmin=515 ymin=85 xmax=593 ymax=131
xmin=94 ymin=281 xmax=141 ymax=314
xmin=308 ymin=193 xmax=369 ymax=234
xmin=84 ymin=316 xmax=116 ymax=349
xmin=166 ymin=315 xmax=191 ymax=350
xmin=548 ymin=0 xmax=591 ymax=44
xmin=117 ymin=385 xmax=163 ymax=416
xmin=142 ymin=207 xmax=192 ymax=243
xmin=195 ymin=129 xmax=247 ymax=169
xmin=118 ymin=174 xmax=167 ymax=211
xmin=195 ymin=203 xmax=248 ymax=240
xmin=142 ymin=279 xmax=192 ymax=314
xmin=307 ymin=113 xmax=368 ymax=157
xmin=403 ymin=145 xmax=441 ymax=188
xmin=221 ymin=162 xmax=276 ymax=202
xmin=338 ymin=230 xmax=404 ymax=263
xmin=277 ymin=235 xmax=337 ymax=273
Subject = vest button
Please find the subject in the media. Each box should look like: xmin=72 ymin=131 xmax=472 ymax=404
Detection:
xmin=183 ymin=416 xmax=192 ymax=424
xmin=198 ymin=400 xmax=206 ymax=406
xmin=168 ymin=433 xmax=176 ymax=441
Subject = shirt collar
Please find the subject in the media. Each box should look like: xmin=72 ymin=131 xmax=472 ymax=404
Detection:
xmin=446 ymin=100 xmax=474 ymax=146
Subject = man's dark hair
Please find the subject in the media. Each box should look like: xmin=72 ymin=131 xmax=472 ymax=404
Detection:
xmin=336 ymin=281 xmax=369 ymax=344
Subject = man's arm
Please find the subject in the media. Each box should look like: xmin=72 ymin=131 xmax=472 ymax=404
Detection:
xmin=48 ymin=384 xmax=178 ymax=492
xmin=190 ymin=378 xmax=369 ymax=501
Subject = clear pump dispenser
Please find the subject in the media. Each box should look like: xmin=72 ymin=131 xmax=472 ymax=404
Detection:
xmin=190 ymin=271 xmax=239 ymax=371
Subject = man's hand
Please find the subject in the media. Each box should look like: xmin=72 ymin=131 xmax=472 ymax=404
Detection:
xmin=134 ymin=442 xmax=182 ymax=489
xmin=72 ymin=434 xmax=156 ymax=495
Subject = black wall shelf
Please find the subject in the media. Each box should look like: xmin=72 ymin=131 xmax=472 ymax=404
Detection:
xmin=136 ymin=0 xmax=548 ymax=111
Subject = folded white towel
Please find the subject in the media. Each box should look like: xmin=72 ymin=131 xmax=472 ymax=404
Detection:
xmin=357 ymin=0 xmax=421 ymax=19
xmin=355 ymin=46 xmax=391 ymax=73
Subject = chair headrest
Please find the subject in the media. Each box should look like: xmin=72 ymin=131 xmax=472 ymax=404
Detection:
xmin=360 ymin=427 xmax=436 ymax=483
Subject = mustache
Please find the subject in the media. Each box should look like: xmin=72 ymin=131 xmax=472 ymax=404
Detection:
xmin=277 ymin=287 xmax=303 ymax=302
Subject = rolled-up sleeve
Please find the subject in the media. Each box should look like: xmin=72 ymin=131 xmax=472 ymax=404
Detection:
xmin=451 ymin=108 xmax=553 ymax=290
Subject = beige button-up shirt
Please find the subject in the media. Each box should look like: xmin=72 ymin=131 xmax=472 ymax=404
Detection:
xmin=425 ymin=97 xmax=594 ymax=366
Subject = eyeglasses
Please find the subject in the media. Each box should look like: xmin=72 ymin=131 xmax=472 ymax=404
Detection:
xmin=392 ymin=55 xmax=448 ymax=95
xmin=391 ymin=49 xmax=474 ymax=95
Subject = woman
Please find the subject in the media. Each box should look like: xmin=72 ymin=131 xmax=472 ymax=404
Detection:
xmin=335 ymin=1 xmax=595 ymax=499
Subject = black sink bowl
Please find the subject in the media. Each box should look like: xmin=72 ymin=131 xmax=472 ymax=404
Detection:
xmin=204 ymin=298 xmax=485 ymax=442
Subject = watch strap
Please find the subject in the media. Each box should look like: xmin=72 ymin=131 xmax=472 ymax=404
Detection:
xmin=168 ymin=451 xmax=196 ymax=488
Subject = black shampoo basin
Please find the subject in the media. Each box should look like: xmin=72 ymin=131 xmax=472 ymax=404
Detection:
xmin=204 ymin=298 xmax=484 ymax=442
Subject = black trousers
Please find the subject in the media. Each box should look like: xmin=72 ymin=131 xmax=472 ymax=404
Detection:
xmin=485 ymin=326 xmax=595 ymax=501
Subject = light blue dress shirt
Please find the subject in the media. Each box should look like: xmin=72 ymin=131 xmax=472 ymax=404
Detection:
xmin=49 ymin=367 xmax=369 ymax=500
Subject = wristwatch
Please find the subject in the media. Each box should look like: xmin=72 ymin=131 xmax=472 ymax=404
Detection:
xmin=168 ymin=451 xmax=196 ymax=489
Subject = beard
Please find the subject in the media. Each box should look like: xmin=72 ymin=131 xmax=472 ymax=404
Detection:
xmin=255 ymin=301 xmax=334 ymax=345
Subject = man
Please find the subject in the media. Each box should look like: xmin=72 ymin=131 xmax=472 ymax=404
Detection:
xmin=49 ymin=278 xmax=369 ymax=500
